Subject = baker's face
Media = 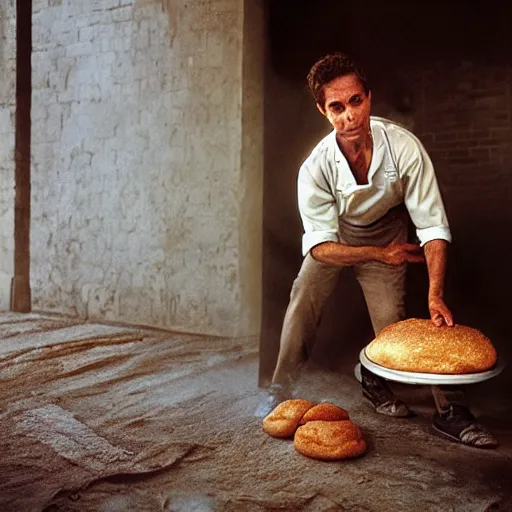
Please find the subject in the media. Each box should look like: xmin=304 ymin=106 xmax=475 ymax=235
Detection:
xmin=317 ymin=73 xmax=371 ymax=143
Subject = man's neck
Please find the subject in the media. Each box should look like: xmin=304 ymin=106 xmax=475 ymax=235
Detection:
xmin=336 ymin=132 xmax=373 ymax=185
xmin=336 ymin=134 xmax=372 ymax=160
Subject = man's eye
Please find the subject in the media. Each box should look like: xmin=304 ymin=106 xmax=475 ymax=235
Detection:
xmin=351 ymin=97 xmax=362 ymax=104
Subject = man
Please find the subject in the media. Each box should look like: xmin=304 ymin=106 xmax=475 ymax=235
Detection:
xmin=258 ymin=53 xmax=497 ymax=448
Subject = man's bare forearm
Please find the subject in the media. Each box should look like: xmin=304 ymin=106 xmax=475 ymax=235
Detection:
xmin=423 ymin=238 xmax=453 ymax=326
xmin=311 ymin=241 xmax=383 ymax=266
xmin=423 ymin=239 xmax=448 ymax=299
xmin=311 ymin=241 xmax=425 ymax=267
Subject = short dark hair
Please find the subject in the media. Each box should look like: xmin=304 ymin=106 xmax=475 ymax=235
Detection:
xmin=307 ymin=53 xmax=370 ymax=107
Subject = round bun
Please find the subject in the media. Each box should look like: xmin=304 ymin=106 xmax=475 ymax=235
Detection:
xmin=294 ymin=420 xmax=367 ymax=460
xmin=366 ymin=318 xmax=497 ymax=374
xmin=262 ymin=399 xmax=315 ymax=438
xmin=299 ymin=402 xmax=350 ymax=424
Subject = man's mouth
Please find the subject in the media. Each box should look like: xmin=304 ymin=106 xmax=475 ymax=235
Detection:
xmin=343 ymin=126 xmax=362 ymax=136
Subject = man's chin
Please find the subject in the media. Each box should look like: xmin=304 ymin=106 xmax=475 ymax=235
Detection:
xmin=338 ymin=130 xmax=363 ymax=142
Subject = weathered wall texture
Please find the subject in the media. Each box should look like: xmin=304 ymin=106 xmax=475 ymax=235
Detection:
xmin=0 ymin=1 xmax=16 ymax=310
xmin=239 ymin=0 xmax=264 ymax=341
xmin=31 ymin=0 xmax=263 ymax=336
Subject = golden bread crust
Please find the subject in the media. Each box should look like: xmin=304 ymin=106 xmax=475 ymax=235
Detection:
xmin=294 ymin=420 xmax=367 ymax=460
xmin=366 ymin=318 xmax=497 ymax=374
xmin=299 ymin=402 xmax=350 ymax=424
xmin=262 ymin=399 xmax=315 ymax=438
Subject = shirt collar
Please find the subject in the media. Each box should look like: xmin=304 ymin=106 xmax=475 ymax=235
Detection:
xmin=332 ymin=118 xmax=386 ymax=189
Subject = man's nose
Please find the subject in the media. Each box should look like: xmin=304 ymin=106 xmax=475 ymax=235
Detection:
xmin=345 ymin=108 xmax=355 ymax=122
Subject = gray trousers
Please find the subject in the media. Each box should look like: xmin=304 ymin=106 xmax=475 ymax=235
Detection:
xmin=272 ymin=205 xmax=408 ymax=385
xmin=272 ymin=206 xmax=466 ymax=412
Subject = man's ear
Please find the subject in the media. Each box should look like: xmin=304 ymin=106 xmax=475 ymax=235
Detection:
xmin=316 ymin=102 xmax=327 ymax=116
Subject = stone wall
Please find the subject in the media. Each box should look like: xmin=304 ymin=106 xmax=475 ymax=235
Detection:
xmin=30 ymin=0 xmax=263 ymax=336
xmin=0 ymin=1 xmax=16 ymax=310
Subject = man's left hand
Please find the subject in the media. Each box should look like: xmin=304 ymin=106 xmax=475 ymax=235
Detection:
xmin=429 ymin=296 xmax=454 ymax=327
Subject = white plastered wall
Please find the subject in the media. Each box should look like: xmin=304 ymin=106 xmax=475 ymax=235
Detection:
xmin=30 ymin=0 xmax=263 ymax=336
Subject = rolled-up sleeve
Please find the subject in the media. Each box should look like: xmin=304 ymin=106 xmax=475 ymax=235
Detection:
xmin=399 ymin=136 xmax=452 ymax=246
xmin=298 ymin=164 xmax=339 ymax=256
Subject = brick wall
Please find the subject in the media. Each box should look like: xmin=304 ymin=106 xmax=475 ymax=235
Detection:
xmin=0 ymin=1 xmax=16 ymax=309
xmin=374 ymin=60 xmax=511 ymax=213
xmin=416 ymin=61 xmax=511 ymax=215
xmin=30 ymin=0 xmax=263 ymax=336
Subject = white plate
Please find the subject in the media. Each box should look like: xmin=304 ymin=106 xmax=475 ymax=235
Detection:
xmin=359 ymin=348 xmax=506 ymax=385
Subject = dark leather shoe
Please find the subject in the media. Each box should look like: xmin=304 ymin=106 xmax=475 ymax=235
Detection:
xmin=432 ymin=405 xmax=498 ymax=448
xmin=361 ymin=367 xmax=412 ymax=418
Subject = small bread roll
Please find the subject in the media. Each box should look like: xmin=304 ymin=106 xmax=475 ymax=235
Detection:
xmin=294 ymin=420 xmax=367 ymax=461
xmin=299 ymin=402 xmax=350 ymax=424
xmin=366 ymin=318 xmax=497 ymax=374
xmin=263 ymin=399 xmax=315 ymax=438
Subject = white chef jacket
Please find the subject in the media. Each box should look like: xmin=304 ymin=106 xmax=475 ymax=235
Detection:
xmin=298 ymin=116 xmax=452 ymax=256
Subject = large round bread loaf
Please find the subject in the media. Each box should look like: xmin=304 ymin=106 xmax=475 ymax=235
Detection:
xmin=366 ymin=318 xmax=497 ymax=374
xmin=294 ymin=420 xmax=367 ymax=460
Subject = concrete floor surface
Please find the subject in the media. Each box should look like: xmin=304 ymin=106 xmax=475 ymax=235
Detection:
xmin=1 ymin=311 xmax=511 ymax=512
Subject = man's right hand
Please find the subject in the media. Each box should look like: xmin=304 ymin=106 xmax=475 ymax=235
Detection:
xmin=379 ymin=243 xmax=425 ymax=265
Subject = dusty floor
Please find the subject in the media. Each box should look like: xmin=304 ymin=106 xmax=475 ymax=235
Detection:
xmin=1 ymin=311 xmax=511 ymax=512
